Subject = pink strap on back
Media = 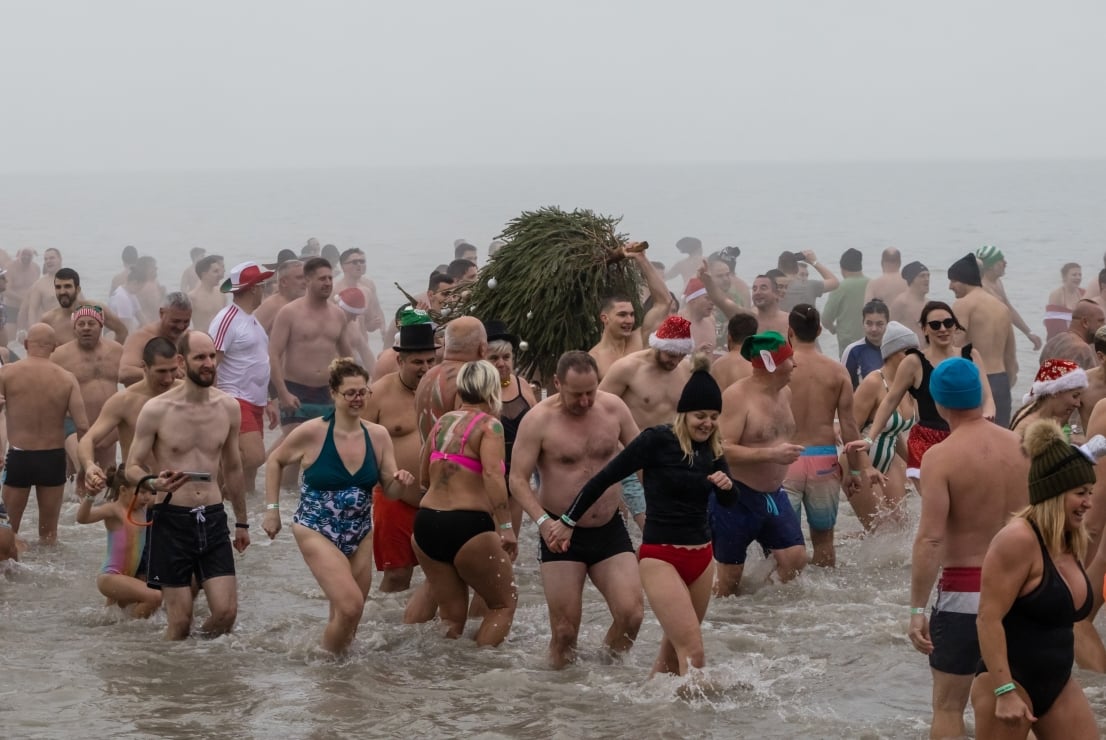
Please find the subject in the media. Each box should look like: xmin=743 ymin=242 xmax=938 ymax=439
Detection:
xmin=458 ymin=412 xmax=486 ymax=452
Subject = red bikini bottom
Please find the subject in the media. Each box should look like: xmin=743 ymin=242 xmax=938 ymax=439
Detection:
xmin=639 ymin=543 xmax=713 ymax=585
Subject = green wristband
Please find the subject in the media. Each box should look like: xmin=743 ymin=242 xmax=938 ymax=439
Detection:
xmin=993 ymin=682 xmax=1016 ymax=697
xmin=910 ymin=607 xmax=925 ymax=615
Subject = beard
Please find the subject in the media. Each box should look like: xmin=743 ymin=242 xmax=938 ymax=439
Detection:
xmin=186 ymin=365 xmax=216 ymax=388
xmin=58 ymin=295 xmax=74 ymax=308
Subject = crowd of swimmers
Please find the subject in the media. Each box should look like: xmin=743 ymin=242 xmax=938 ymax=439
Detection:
xmin=1 ymin=238 xmax=1105 ymax=738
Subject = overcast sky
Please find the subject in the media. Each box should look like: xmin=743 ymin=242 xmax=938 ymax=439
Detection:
xmin=1 ymin=0 xmax=1103 ymax=172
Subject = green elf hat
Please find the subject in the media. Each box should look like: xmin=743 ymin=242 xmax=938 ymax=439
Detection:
xmin=740 ymin=331 xmax=793 ymax=372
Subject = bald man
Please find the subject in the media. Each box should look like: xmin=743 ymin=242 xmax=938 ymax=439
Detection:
xmin=0 ymin=324 xmax=89 ymax=544
xmin=1038 ymin=299 xmax=1104 ymax=371
xmin=414 ymin=316 xmax=487 ymax=441
xmin=864 ymin=248 xmax=908 ymax=303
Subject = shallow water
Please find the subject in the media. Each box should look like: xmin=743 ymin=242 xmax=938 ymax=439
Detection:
xmin=3 ymin=161 xmax=1106 ymax=737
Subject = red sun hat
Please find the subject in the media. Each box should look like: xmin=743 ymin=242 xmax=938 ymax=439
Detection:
xmin=221 ymin=261 xmax=275 ymax=293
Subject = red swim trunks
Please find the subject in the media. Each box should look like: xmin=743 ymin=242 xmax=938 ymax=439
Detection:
xmin=237 ymin=398 xmax=266 ymax=435
xmin=372 ymin=486 xmax=418 ymax=570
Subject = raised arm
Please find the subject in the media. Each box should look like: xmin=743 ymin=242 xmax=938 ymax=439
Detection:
xmin=802 ymin=251 xmax=839 ymax=292
xmin=102 ymin=307 xmax=129 ymax=344
xmin=635 ymin=248 xmax=674 ymax=337
xmin=697 ymin=262 xmax=741 ymax=319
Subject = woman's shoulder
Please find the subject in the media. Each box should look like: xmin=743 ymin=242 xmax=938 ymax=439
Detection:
xmin=990 ymin=517 xmax=1038 ymax=554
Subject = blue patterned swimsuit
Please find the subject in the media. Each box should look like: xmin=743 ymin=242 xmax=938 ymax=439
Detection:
xmin=293 ymin=414 xmax=379 ymax=556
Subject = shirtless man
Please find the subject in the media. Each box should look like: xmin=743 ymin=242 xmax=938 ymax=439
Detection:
xmin=17 ymin=247 xmax=62 ymax=331
xmin=5 ymin=249 xmax=40 ymax=328
xmin=269 ymin=257 xmax=352 ymax=434
xmin=749 ymin=275 xmax=789 ymax=337
xmin=210 ymin=262 xmax=276 ymax=492
xmin=1038 ymin=298 xmax=1103 ymax=371
xmin=889 ymin=261 xmax=929 ymax=343
xmin=178 ymin=246 xmax=205 ymax=294
xmin=50 ymin=305 xmax=123 ymax=477
xmin=599 ymin=315 xmax=694 ymax=526
xmin=664 ymin=236 xmax=704 ymax=285
xmin=414 ymin=316 xmax=487 ymax=441
xmin=335 ymin=248 xmax=386 ymax=342
xmin=254 ymin=257 xmax=305 ymax=334
xmin=677 ymin=278 xmax=717 ymax=354
xmin=361 ymin=322 xmax=437 ymax=597
xmin=110 ymin=245 xmax=139 ymax=295
xmin=864 ymin=248 xmax=908 ymax=303
xmin=712 ymin=332 xmax=808 ymax=596
xmin=947 ymin=253 xmax=1018 ymax=427
xmin=976 ymin=246 xmax=1043 ymax=351
xmin=125 ymin=331 xmax=249 ymax=640
xmin=0 ymin=324 xmax=89 ymax=544
xmin=711 ymin=313 xmax=758 ymax=390
xmin=587 ymin=245 xmax=670 ymax=378
xmin=80 ymin=337 xmax=180 ymax=488
xmin=118 ymin=292 xmax=193 ymax=386
xmin=41 ymin=268 xmax=129 ymax=345
xmin=784 ymin=305 xmax=867 ymax=567
xmin=1079 ymin=327 xmax=1106 ymax=432
xmin=906 ymin=357 xmax=1028 ymax=739
xmin=187 ymin=254 xmax=227 ymax=332
xmin=510 ymin=351 xmax=643 ymax=668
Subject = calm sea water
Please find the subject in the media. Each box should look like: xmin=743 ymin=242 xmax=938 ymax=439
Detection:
xmin=1 ymin=161 xmax=1104 ymax=738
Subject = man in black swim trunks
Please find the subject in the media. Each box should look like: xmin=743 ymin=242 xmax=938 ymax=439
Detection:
xmin=510 ymin=351 xmax=643 ymax=668
xmin=0 ymin=323 xmax=88 ymax=545
xmin=126 ymin=330 xmax=249 ymax=640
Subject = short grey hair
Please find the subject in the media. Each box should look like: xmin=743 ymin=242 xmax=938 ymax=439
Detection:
xmin=163 ymin=292 xmax=192 ymax=311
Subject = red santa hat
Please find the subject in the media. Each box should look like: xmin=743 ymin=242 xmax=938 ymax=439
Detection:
xmin=683 ymin=277 xmax=707 ymax=302
xmin=1023 ymin=359 xmax=1087 ymax=405
xmin=648 ymin=315 xmax=694 ymax=355
xmin=337 ymin=288 xmax=366 ymax=315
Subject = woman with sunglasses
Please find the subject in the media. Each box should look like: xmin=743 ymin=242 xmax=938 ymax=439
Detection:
xmin=263 ymin=357 xmax=416 ymax=654
xmin=866 ymin=302 xmax=995 ymax=482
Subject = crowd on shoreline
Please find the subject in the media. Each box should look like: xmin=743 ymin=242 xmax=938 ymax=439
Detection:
xmin=0 ymin=236 xmax=1104 ymax=738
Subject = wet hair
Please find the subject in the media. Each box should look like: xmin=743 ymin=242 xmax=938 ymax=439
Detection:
xmin=142 ymin=336 xmax=178 ymax=366
xmin=1062 ymin=262 xmax=1081 ymax=277
xmin=556 ymin=350 xmax=598 ymax=380
xmin=788 ymin=304 xmax=821 ymax=343
xmin=862 ymin=298 xmax=890 ymax=320
xmin=327 ymin=357 xmax=370 ymax=392
xmin=339 ymin=247 xmax=363 ymax=265
xmin=303 ymin=257 xmax=332 ymax=276
xmin=601 ymin=294 xmax=635 ymax=313
xmin=194 ymin=255 xmax=223 ymax=278
xmin=163 ymin=292 xmax=192 ymax=311
xmin=102 ymin=464 xmax=129 ymax=502
xmin=727 ymin=312 xmax=758 ymax=344
xmin=456 ymin=360 xmax=502 ymax=414
xmin=54 ymin=267 xmax=80 ymax=287
xmin=189 ymin=246 xmax=206 ymax=261
xmin=122 ymin=245 xmax=139 ymax=265
xmin=755 ymin=273 xmax=780 ymax=291
xmin=919 ymin=301 xmax=963 ymax=344
xmin=429 ymin=272 xmax=454 ymax=292
xmin=446 ymin=259 xmax=476 ymax=280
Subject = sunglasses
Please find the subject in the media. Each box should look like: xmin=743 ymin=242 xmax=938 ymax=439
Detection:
xmin=926 ymin=318 xmax=957 ymax=330
xmin=77 ymin=304 xmax=104 ymax=313
xmin=340 ymin=388 xmax=369 ymax=400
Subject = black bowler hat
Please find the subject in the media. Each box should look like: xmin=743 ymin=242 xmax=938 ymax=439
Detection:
xmin=263 ymin=248 xmax=300 ymax=270
xmin=483 ymin=319 xmax=519 ymax=351
xmin=394 ymin=323 xmax=437 ymax=352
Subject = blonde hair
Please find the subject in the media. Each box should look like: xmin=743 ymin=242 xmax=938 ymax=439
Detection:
xmin=673 ymin=412 xmax=723 ymax=465
xmin=1017 ymin=491 xmax=1090 ymax=562
xmin=457 ymin=360 xmax=502 ymax=415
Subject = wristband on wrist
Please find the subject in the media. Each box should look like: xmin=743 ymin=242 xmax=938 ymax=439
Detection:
xmin=993 ymin=682 xmax=1016 ymax=697
xmin=910 ymin=607 xmax=926 ymax=615
xmin=235 ymin=523 xmax=249 ymax=530
xmin=265 ymin=503 xmax=280 ymax=510
xmin=137 ymin=474 xmax=161 ymax=494
xmin=498 ymin=522 xmax=513 ymax=531
xmin=850 ymin=469 xmax=862 ymax=476
xmin=560 ymin=513 xmax=577 ymax=528
xmin=535 ymin=513 xmax=551 ymax=527
xmin=863 ymin=436 xmax=873 ymax=446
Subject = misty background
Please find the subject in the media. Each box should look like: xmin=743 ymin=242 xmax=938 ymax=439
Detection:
xmin=2 ymin=0 xmax=1104 ymax=173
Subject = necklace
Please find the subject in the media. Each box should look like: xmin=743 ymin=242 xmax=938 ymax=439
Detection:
xmin=399 ymin=376 xmax=417 ymax=393
xmin=501 ymin=377 xmax=511 ymax=388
